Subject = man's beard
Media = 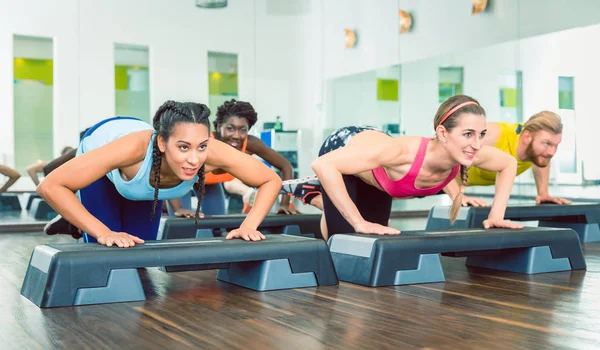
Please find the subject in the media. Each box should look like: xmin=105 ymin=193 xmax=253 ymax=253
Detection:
xmin=525 ymin=142 xmax=551 ymax=167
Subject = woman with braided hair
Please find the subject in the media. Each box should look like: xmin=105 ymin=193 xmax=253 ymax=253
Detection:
xmin=38 ymin=100 xmax=282 ymax=247
xmin=281 ymin=95 xmax=523 ymax=240
xmin=167 ymin=99 xmax=298 ymax=216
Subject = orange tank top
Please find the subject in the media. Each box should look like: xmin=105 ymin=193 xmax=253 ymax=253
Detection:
xmin=205 ymin=133 xmax=248 ymax=185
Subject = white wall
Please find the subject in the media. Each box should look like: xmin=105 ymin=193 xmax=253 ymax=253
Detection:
xmin=399 ymin=41 xmax=520 ymax=136
xmin=0 ymin=0 xmax=306 ymax=170
xmin=321 ymin=0 xmax=600 ymax=80
xmin=399 ymin=23 xmax=600 ymax=182
xmin=0 ymin=0 xmax=81 ymax=165
xmin=13 ymin=35 xmax=53 ymax=60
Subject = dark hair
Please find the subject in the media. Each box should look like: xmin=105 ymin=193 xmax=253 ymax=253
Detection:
xmin=60 ymin=146 xmax=75 ymax=156
xmin=433 ymin=95 xmax=486 ymax=224
xmin=151 ymin=100 xmax=211 ymax=223
xmin=213 ymin=99 xmax=258 ymax=130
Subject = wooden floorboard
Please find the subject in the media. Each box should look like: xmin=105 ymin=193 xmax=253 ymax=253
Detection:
xmin=2 ymin=227 xmax=600 ymax=349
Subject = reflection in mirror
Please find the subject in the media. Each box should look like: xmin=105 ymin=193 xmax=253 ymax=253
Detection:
xmin=438 ymin=67 xmax=463 ymax=103
xmin=114 ymin=44 xmax=150 ymax=122
xmin=327 ymin=65 xmax=400 ymax=139
xmin=208 ymin=51 xmax=238 ymax=126
xmin=498 ymin=71 xmax=523 ymax=123
xmin=13 ymin=35 xmax=53 ymax=174
xmin=555 ymin=77 xmax=579 ymax=183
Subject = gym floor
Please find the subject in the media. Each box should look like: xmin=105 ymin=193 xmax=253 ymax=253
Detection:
xmin=2 ymin=217 xmax=599 ymax=349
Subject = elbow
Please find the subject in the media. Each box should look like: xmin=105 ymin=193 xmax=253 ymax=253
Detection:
xmin=501 ymin=157 xmax=518 ymax=176
xmin=36 ymin=178 xmax=52 ymax=199
xmin=268 ymin=169 xmax=283 ymax=188
xmin=311 ymin=159 xmax=324 ymax=176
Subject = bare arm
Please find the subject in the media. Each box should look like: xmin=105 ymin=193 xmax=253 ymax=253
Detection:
xmin=0 ymin=165 xmax=21 ymax=193
xmin=26 ymin=161 xmax=47 ymax=186
xmin=206 ymin=138 xmax=282 ymax=231
xmin=311 ymin=138 xmax=401 ymax=231
xmin=442 ymin=175 xmax=461 ymax=200
xmin=472 ymin=146 xmax=521 ymax=227
xmin=531 ymin=164 xmax=571 ymax=204
xmin=37 ymin=131 xmax=150 ymax=240
xmin=246 ymin=135 xmax=294 ymax=208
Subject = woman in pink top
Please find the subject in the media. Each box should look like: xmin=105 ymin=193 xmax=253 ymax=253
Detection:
xmin=281 ymin=95 xmax=523 ymax=240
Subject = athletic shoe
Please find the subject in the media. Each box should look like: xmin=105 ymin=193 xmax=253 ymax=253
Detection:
xmin=44 ymin=214 xmax=82 ymax=239
xmin=280 ymin=175 xmax=322 ymax=204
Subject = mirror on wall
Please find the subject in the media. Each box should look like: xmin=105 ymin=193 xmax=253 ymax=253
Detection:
xmin=114 ymin=43 xmax=150 ymax=122
xmin=13 ymin=35 xmax=54 ymax=175
xmin=208 ymin=51 xmax=238 ymax=126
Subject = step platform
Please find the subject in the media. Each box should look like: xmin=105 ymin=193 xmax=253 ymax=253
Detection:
xmin=0 ymin=194 xmax=22 ymax=211
xmin=426 ymin=202 xmax=600 ymax=242
xmin=21 ymin=234 xmax=338 ymax=308
xmin=328 ymin=227 xmax=586 ymax=287
xmin=26 ymin=193 xmax=41 ymax=210
xmin=157 ymin=214 xmax=322 ymax=241
xmin=29 ymin=198 xmax=57 ymax=220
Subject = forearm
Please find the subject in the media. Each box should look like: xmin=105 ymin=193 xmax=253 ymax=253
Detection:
xmin=533 ymin=166 xmax=550 ymax=195
xmin=279 ymin=163 xmax=294 ymax=181
xmin=442 ymin=180 xmax=461 ymax=200
xmin=489 ymin=164 xmax=517 ymax=220
xmin=28 ymin=169 xmax=41 ymax=186
xmin=240 ymin=177 xmax=282 ymax=229
xmin=167 ymin=198 xmax=183 ymax=212
xmin=223 ymin=178 xmax=251 ymax=197
xmin=38 ymin=184 xmax=111 ymax=239
xmin=0 ymin=175 xmax=20 ymax=193
xmin=314 ymin=165 xmax=363 ymax=227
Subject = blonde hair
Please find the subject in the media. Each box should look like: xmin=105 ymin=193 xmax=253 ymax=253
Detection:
xmin=523 ymin=111 xmax=563 ymax=134
xmin=433 ymin=95 xmax=486 ymax=224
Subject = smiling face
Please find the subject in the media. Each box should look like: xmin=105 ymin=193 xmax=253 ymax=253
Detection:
xmin=523 ymin=130 xmax=562 ymax=167
xmin=158 ymin=122 xmax=210 ymax=180
xmin=217 ymin=116 xmax=249 ymax=150
xmin=437 ymin=112 xmax=487 ymax=167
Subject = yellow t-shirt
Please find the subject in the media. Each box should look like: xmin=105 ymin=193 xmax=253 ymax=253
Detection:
xmin=468 ymin=122 xmax=533 ymax=186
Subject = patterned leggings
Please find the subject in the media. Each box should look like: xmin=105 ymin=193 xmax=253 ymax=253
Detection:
xmin=318 ymin=126 xmax=393 ymax=237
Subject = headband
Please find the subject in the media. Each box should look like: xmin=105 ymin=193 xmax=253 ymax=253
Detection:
xmin=438 ymin=101 xmax=479 ymax=126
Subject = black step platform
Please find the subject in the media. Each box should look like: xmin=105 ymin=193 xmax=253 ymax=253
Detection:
xmin=21 ymin=234 xmax=338 ymax=308
xmin=0 ymin=194 xmax=22 ymax=211
xmin=26 ymin=193 xmax=41 ymax=210
xmin=426 ymin=202 xmax=600 ymax=242
xmin=156 ymin=214 xmax=321 ymax=272
xmin=157 ymin=214 xmax=321 ymax=240
xmin=328 ymin=227 xmax=586 ymax=287
xmin=29 ymin=198 xmax=57 ymax=220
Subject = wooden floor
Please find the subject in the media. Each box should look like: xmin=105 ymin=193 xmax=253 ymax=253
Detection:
xmin=2 ymin=221 xmax=600 ymax=349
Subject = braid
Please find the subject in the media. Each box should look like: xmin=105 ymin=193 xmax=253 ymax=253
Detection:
xmin=449 ymin=165 xmax=469 ymax=224
xmin=192 ymin=164 xmax=206 ymax=224
xmin=150 ymin=138 xmax=162 ymax=221
xmin=151 ymin=100 xmax=212 ymax=222
xmin=460 ymin=164 xmax=469 ymax=188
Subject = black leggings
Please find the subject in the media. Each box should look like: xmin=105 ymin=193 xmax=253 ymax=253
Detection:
xmin=322 ymin=175 xmax=392 ymax=236
xmin=319 ymin=126 xmax=392 ymax=236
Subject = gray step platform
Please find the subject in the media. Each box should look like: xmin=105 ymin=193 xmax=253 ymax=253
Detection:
xmin=328 ymin=227 xmax=586 ymax=287
xmin=0 ymin=194 xmax=22 ymax=211
xmin=157 ymin=214 xmax=321 ymax=240
xmin=156 ymin=214 xmax=321 ymax=272
xmin=426 ymin=202 xmax=600 ymax=243
xmin=26 ymin=194 xmax=41 ymax=210
xmin=21 ymin=234 xmax=338 ymax=308
xmin=29 ymin=198 xmax=57 ymax=220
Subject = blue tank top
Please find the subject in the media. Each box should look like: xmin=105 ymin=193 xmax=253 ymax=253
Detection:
xmin=78 ymin=118 xmax=198 ymax=201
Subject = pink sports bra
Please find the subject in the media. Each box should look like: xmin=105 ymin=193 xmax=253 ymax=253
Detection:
xmin=371 ymin=137 xmax=460 ymax=198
